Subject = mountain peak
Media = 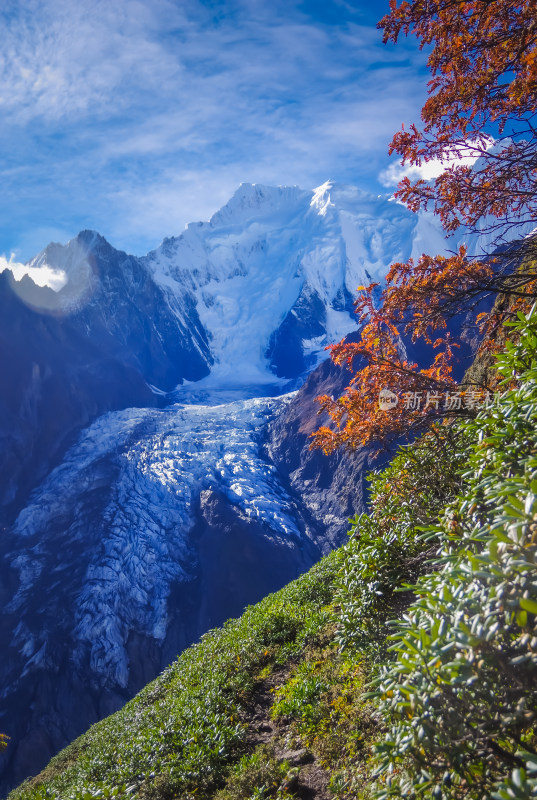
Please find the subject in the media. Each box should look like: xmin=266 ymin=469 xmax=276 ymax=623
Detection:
xmin=75 ymin=229 xmax=104 ymax=245
xmin=208 ymin=182 xmax=311 ymax=228
xmin=310 ymin=180 xmax=335 ymax=215
xmin=310 ymin=180 xmax=378 ymax=215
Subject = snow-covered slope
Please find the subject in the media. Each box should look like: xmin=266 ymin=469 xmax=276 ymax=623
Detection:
xmin=143 ymin=180 xmax=447 ymax=385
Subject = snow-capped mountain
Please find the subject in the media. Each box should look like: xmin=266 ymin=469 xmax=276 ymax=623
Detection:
xmin=143 ymin=181 xmax=446 ymax=384
xmin=0 ymin=231 xmax=211 ymax=513
xmin=0 ymin=181 xmax=446 ymax=793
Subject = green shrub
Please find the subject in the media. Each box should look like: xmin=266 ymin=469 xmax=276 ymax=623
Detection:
xmin=213 ymin=746 xmax=289 ymax=800
xmin=336 ymin=426 xmax=471 ymax=656
xmin=271 ymin=661 xmax=330 ymax=731
xmin=368 ymin=307 xmax=537 ymax=799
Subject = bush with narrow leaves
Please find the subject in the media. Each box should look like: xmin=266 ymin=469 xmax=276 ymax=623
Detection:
xmin=336 ymin=427 xmax=471 ymax=656
xmin=369 ymin=308 xmax=537 ymax=799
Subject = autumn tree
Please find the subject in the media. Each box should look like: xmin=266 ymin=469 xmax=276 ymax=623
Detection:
xmin=312 ymin=0 xmax=537 ymax=454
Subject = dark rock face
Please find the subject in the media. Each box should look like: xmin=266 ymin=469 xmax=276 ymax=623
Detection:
xmin=267 ymin=287 xmax=329 ymax=379
xmin=194 ymin=489 xmax=315 ymax=628
xmin=0 ymin=232 xmax=211 ymax=516
xmin=268 ymin=336 xmax=371 ymax=552
xmin=266 ymin=282 xmax=357 ymax=381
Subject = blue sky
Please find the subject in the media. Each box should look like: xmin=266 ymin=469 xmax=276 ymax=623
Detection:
xmin=0 ymin=0 xmax=430 ymax=262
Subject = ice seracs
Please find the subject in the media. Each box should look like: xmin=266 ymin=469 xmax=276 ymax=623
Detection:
xmin=7 ymin=396 xmax=300 ymax=687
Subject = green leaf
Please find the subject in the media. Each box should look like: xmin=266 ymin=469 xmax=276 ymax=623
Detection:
xmin=520 ymin=598 xmax=537 ymax=615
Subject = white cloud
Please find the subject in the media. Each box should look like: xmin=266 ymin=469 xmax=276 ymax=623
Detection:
xmin=0 ymin=0 xmax=187 ymax=122
xmin=0 ymin=254 xmax=67 ymax=290
xmin=379 ymin=138 xmax=495 ymax=186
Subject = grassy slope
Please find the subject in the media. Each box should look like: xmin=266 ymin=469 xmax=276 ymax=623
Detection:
xmin=9 ymin=547 xmax=376 ymax=800
xmin=3 ymin=405 xmax=486 ymax=800
xmin=8 ymin=421 xmax=463 ymax=800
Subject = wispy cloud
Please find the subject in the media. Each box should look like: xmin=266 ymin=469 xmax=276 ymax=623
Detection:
xmin=0 ymin=0 xmax=186 ymax=122
xmin=0 ymin=0 xmax=430 ymax=260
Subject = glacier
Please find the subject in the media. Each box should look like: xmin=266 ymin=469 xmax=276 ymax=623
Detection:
xmin=6 ymin=396 xmax=301 ymax=690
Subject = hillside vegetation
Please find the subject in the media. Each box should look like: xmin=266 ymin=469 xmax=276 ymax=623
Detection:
xmin=8 ymin=307 xmax=537 ymax=800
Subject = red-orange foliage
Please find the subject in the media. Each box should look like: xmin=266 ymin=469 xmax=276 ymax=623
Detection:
xmin=386 ymin=0 xmax=537 ymax=241
xmin=312 ymin=0 xmax=537 ymax=454
xmin=384 ymin=0 xmax=537 ymax=240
